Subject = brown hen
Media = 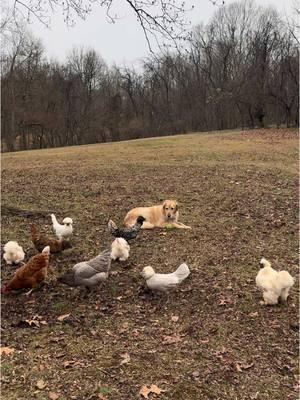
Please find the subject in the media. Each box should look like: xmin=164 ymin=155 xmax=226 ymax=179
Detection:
xmin=31 ymin=223 xmax=71 ymax=253
xmin=2 ymin=246 xmax=50 ymax=292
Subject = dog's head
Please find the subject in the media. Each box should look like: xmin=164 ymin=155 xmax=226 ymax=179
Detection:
xmin=162 ymin=199 xmax=178 ymax=221
xmin=141 ymin=266 xmax=155 ymax=280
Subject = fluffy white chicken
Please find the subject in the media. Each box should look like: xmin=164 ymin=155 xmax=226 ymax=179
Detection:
xmin=3 ymin=241 xmax=25 ymax=265
xmin=51 ymin=214 xmax=73 ymax=240
xmin=141 ymin=263 xmax=190 ymax=292
xmin=256 ymin=258 xmax=295 ymax=305
xmin=110 ymin=238 xmax=130 ymax=261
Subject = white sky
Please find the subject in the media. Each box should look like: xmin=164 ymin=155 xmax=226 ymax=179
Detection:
xmin=24 ymin=0 xmax=296 ymax=67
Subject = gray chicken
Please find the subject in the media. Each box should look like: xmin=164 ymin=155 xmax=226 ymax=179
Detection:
xmin=108 ymin=215 xmax=145 ymax=241
xmin=58 ymin=249 xmax=111 ymax=290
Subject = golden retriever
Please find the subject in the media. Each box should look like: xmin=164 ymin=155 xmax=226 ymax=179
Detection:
xmin=124 ymin=199 xmax=191 ymax=229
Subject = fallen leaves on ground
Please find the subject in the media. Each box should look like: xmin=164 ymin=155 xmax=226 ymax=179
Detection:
xmin=0 ymin=347 xmax=15 ymax=355
xmin=162 ymin=334 xmax=182 ymax=345
xmin=120 ymin=352 xmax=130 ymax=365
xmin=48 ymin=392 xmax=60 ymax=400
xmin=36 ymin=379 xmax=47 ymax=389
xmin=236 ymin=362 xmax=254 ymax=372
xmin=139 ymin=384 xmax=165 ymax=398
xmin=57 ymin=313 xmax=71 ymax=322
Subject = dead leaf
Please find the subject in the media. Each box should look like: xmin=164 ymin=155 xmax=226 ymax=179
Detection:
xmin=57 ymin=313 xmax=70 ymax=322
xmin=63 ymin=360 xmax=84 ymax=368
xmin=236 ymin=362 xmax=254 ymax=372
xmin=249 ymin=312 xmax=258 ymax=317
xmin=139 ymin=384 xmax=165 ymax=398
xmin=241 ymin=362 xmax=254 ymax=370
xmin=119 ymin=322 xmax=129 ymax=334
xmin=48 ymin=392 xmax=60 ymax=400
xmin=235 ymin=363 xmax=243 ymax=372
xmin=0 ymin=347 xmax=15 ymax=355
xmin=139 ymin=385 xmax=151 ymax=399
xmin=63 ymin=360 xmax=75 ymax=368
xmin=25 ymin=319 xmax=41 ymax=327
xmin=171 ymin=315 xmax=179 ymax=322
xmin=36 ymin=379 xmax=47 ymax=389
xmin=163 ymin=334 xmax=182 ymax=345
xmin=120 ymin=352 xmax=130 ymax=365
xmin=149 ymin=384 xmax=164 ymax=395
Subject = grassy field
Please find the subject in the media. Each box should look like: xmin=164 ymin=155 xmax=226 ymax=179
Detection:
xmin=1 ymin=128 xmax=299 ymax=400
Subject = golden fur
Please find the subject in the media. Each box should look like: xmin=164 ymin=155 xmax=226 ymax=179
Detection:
xmin=124 ymin=199 xmax=191 ymax=229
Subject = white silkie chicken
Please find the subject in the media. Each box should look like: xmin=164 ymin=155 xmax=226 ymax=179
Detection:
xmin=110 ymin=238 xmax=130 ymax=261
xmin=51 ymin=214 xmax=73 ymax=240
xmin=3 ymin=240 xmax=25 ymax=265
xmin=141 ymin=263 xmax=190 ymax=292
xmin=256 ymin=258 xmax=295 ymax=305
xmin=3 ymin=241 xmax=25 ymax=265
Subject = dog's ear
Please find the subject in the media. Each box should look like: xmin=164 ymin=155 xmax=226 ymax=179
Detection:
xmin=162 ymin=200 xmax=167 ymax=210
xmin=174 ymin=201 xmax=179 ymax=211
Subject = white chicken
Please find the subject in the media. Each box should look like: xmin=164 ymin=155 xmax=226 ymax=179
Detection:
xmin=256 ymin=258 xmax=295 ymax=305
xmin=51 ymin=214 xmax=73 ymax=240
xmin=3 ymin=241 xmax=25 ymax=265
xmin=110 ymin=238 xmax=130 ymax=261
xmin=141 ymin=263 xmax=190 ymax=292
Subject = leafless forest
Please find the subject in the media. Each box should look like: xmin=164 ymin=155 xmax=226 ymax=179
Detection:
xmin=1 ymin=0 xmax=299 ymax=151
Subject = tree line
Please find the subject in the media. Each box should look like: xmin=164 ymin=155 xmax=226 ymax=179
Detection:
xmin=1 ymin=0 xmax=299 ymax=151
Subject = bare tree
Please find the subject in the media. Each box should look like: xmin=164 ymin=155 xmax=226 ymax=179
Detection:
xmin=9 ymin=0 xmax=224 ymax=51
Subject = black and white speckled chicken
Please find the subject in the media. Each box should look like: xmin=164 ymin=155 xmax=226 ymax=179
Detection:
xmin=108 ymin=216 xmax=145 ymax=241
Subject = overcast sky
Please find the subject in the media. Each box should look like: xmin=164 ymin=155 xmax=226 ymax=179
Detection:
xmin=28 ymin=0 xmax=295 ymax=67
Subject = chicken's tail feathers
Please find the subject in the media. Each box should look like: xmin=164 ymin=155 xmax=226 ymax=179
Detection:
xmin=260 ymin=258 xmax=271 ymax=268
xmin=57 ymin=271 xmax=76 ymax=287
xmin=42 ymin=246 xmax=50 ymax=255
xmin=278 ymin=271 xmax=295 ymax=288
xmin=108 ymin=220 xmax=118 ymax=234
xmin=99 ymin=248 xmax=112 ymax=271
xmin=174 ymin=263 xmax=190 ymax=282
xmin=51 ymin=213 xmax=58 ymax=226
xmin=30 ymin=223 xmax=39 ymax=239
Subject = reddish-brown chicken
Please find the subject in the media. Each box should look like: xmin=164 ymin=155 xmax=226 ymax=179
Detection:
xmin=1 ymin=246 xmax=50 ymax=293
xmin=31 ymin=224 xmax=72 ymax=253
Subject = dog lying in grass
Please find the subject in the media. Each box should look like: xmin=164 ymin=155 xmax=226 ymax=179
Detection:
xmin=256 ymin=258 xmax=294 ymax=305
xmin=124 ymin=199 xmax=191 ymax=229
